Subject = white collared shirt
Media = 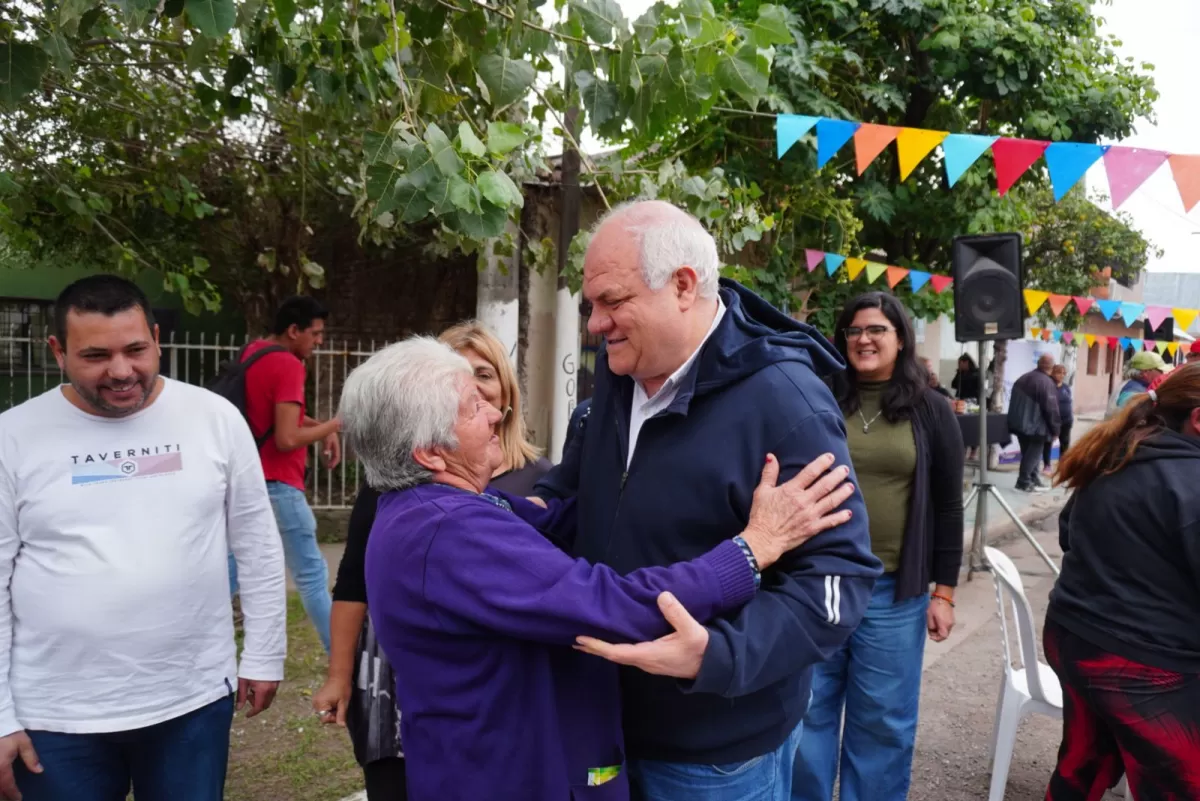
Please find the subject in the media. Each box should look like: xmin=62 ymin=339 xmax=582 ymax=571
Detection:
xmin=627 ymin=296 xmax=727 ymax=467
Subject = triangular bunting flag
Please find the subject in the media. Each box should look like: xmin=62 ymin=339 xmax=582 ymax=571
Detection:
xmin=1118 ymin=337 xmax=1131 ymax=350
xmin=1042 ymin=329 xmax=1052 ymax=341
xmin=1107 ymin=337 xmax=1118 ymax=350
xmin=1130 ymin=338 xmax=1144 ymax=351
xmin=930 ymin=275 xmax=954 ymax=294
xmin=909 ymin=270 xmax=932 ymax=293
xmin=1084 ymin=334 xmax=1096 ymax=349
xmin=1096 ymin=299 xmax=1121 ymax=321
xmin=776 ymin=114 xmax=820 ymax=159
xmin=1063 ymin=332 xmax=1075 ymax=344
xmin=1172 ymin=307 xmax=1199 ymax=333
xmin=896 ymin=128 xmax=949 ymax=181
xmin=942 ymin=134 xmax=999 ymax=187
xmin=885 ymin=266 xmax=910 ymax=289
xmin=853 ymin=124 xmax=901 ymax=176
xmin=1051 ymin=330 xmax=1063 ymax=342
xmin=1145 ymin=306 xmax=1172 ymax=331
xmin=865 ymin=262 xmax=888 ymax=284
xmin=1047 ymin=294 xmax=1072 ymax=317
xmin=816 ymin=118 xmax=861 ymax=168
xmin=1074 ymin=296 xmax=1095 ymax=316
xmin=804 ymin=249 xmax=825 ymax=272
xmin=845 ymin=257 xmax=868 ymax=280
xmin=1168 ymin=154 xmax=1200 ymax=213
xmin=1024 ymin=289 xmax=1050 ymax=315
xmin=1156 ymin=340 xmax=1170 ymax=354
xmin=1119 ymin=302 xmax=1145 ymax=324
xmin=1168 ymin=342 xmax=1179 ymax=358
xmin=992 ymin=138 xmax=1050 ymax=195
xmin=1143 ymin=340 xmax=1156 ymax=352
xmin=1030 ymin=327 xmax=1043 ymax=339
xmin=1045 ymin=142 xmax=1109 ymax=201
xmin=824 ymin=253 xmax=846 ymax=277
xmin=1104 ymin=147 xmax=1169 ymax=209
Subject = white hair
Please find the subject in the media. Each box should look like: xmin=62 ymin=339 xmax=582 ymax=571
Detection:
xmin=595 ymin=200 xmax=720 ymax=298
xmin=338 ymin=336 xmax=472 ymax=492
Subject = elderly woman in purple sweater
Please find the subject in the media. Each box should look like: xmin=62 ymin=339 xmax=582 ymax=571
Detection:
xmin=337 ymin=337 xmax=857 ymax=801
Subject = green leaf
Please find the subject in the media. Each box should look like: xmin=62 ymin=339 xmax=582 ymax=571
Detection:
xmin=428 ymin=174 xmax=477 ymax=214
xmin=363 ymin=131 xmax=398 ymax=165
xmin=272 ymin=61 xmax=297 ymax=94
xmin=186 ymin=35 xmax=213 ymax=69
xmin=0 ymin=43 xmax=49 ymax=106
xmin=749 ymin=5 xmax=795 ymax=48
xmin=476 ymin=54 xmax=536 ymax=109
xmin=486 ymin=121 xmax=526 ymax=156
xmin=678 ymin=0 xmax=713 ymax=38
xmin=572 ymin=0 xmax=626 ymax=45
xmin=455 ymin=200 xmax=509 ymax=239
xmin=224 ymin=55 xmax=252 ymax=89
xmin=424 ymin=123 xmax=465 ymax=177
xmin=581 ymin=79 xmax=620 ymax=128
xmin=478 ymin=170 xmax=524 ymax=209
xmin=392 ymin=178 xmax=434 ymax=224
xmin=403 ymin=144 xmax=440 ymax=189
xmin=309 ymin=68 xmax=342 ymax=104
xmin=163 ymin=0 xmax=186 ymax=17
xmin=40 ymin=34 xmax=74 ymax=76
xmin=185 ymin=0 xmax=237 ymax=39
xmin=457 ymin=122 xmax=487 ymax=158
xmin=716 ymin=44 xmax=769 ymax=109
xmin=192 ymin=255 xmax=210 ymax=274
xmin=633 ymin=7 xmax=659 ymax=47
xmin=0 ymin=173 xmax=21 ymax=196
xmin=275 ymin=0 xmax=297 ymax=31
xmin=58 ymin=0 xmax=95 ymax=30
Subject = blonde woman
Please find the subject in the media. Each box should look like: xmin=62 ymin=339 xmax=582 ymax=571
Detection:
xmin=312 ymin=321 xmax=549 ymax=800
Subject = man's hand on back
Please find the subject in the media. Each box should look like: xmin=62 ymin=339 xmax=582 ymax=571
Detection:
xmin=0 ymin=731 xmax=41 ymax=801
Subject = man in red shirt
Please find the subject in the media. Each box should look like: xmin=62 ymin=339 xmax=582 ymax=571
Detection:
xmin=231 ymin=296 xmax=340 ymax=651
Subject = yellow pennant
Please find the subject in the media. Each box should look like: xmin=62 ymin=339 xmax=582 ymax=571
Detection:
xmin=865 ymin=262 xmax=888 ymax=284
xmin=896 ymin=128 xmax=949 ymax=181
xmin=1168 ymin=341 xmax=1179 ymax=357
xmin=1024 ymin=290 xmax=1050 ymax=315
xmin=1030 ymin=327 xmax=1043 ymax=339
xmin=1172 ymin=307 xmax=1199 ymax=332
xmin=1084 ymin=333 xmax=1097 ymax=349
xmin=846 ymin=257 xmax=868 ymax=280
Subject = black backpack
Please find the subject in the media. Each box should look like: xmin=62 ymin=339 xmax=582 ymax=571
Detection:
xmin=208 ymin=343 xmax=287 ymax=448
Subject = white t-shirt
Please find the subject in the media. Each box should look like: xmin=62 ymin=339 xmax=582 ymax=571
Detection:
xmin=0 ymin=378 xmax=287 ymax=735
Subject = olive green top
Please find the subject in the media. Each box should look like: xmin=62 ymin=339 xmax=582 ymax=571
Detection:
xmin=845 ymin=381 xmax=916 ymax=573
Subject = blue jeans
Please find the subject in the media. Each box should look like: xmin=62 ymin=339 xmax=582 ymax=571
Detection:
xmin=13 ymin=695 xmax=233 ymax=801
xmin=229 ymin=481 xmax=331 ymax=652
xmin=630 ymin=721 xmax=803 ymax=801
xmin=792 ymin=574 xmax=929 ymax=801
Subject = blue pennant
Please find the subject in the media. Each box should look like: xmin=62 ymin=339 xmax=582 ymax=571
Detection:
xmin=1045 ymin=142 xmax=1109 ymax=201
xmin=1118 ymin=337 xmax=1132 ymax=350
xmin=776 ymin=115 xmax=820 ymax=160
xmin=1096 ymin=299 xmax=1122 ymax=321
xmin=824 ymin=253 xmax=846 ymax=276
xmin=1131 ymin=338 xmax=1145 ymax=351
xmin=908 ymin=270 xmax=932 ymax=293
xmin=942 ymin=134 xmax=999 ymax=187
xmin=816 ymin=118 xmax=861 ymax=168
xmin=1051 ymin=330 xmax=1063 ymax=342
xmin=1119 ymin=302 xmax=1146 ymax=324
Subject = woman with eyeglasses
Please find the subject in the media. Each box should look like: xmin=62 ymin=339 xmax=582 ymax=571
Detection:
xmin=793 ymin=292 xmax=965 ymax=801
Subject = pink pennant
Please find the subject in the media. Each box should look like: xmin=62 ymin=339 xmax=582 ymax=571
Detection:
xmin=1104 ymin=147 xmax=1169 ymax=209
xmin=1145 ymin=306 xmax=1171 ymax=332
xmin=804 ymin=249 xmax=825 ymax=272
xmin=1062 ymin=332 xmax=1074 ymax=344
xmin=1073 ymin=296 xmax=1094 ymax=316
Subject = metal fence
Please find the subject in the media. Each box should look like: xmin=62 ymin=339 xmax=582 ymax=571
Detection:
xmin=1 ymin=328 xmax=379 ymax=509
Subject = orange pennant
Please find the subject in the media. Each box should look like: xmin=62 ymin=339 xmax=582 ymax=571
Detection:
xmin=846 ymin=258 xmax=868 ymax=280
xmin=896 ymin=128 xmax=949 ymax=181
xmin=885 ymin=266 xmax=910 ymax=288
xmin=1169 ymin=155 xmax=1200 ymax=213
xmin=854 ymin=124 xmax=902 ymax=176
xmin=1047 ymin=294 xmax=1072 ymax=317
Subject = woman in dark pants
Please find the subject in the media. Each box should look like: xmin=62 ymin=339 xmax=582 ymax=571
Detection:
xmin=794 ymin=292 xmax=964 ymax=801
xmin=1046 ymin=363 xmax=1200 ymax=800
xmin=1043 ymin=364 xmax=1073 ymax=472
xmin=311 ymin=322 xmax=552 ymax=799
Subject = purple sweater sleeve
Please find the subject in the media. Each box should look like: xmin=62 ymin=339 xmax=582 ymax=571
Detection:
xmin=421 ymin=503 xmax=756 ymax=645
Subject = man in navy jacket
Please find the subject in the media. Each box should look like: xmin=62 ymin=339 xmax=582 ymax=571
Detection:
xmin=535 ymin=201 xmax=881 ymax=800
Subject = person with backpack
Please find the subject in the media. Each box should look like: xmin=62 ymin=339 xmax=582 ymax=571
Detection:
xmin=219 ymin=296 xmax=340 ymax=652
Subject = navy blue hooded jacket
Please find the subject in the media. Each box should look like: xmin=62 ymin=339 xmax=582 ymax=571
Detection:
xmin=535 ymin=279 xmax=882 ymax=764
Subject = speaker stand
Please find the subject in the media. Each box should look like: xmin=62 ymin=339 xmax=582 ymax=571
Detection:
xmin=965 ymin=341 xmax=1061 ymax=580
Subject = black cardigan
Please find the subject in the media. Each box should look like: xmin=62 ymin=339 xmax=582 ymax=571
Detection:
xmin=891 ymin=391 xmax=965 ymax=601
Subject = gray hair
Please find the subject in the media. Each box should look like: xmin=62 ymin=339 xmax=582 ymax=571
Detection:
xmin=594 ymin=200 xmax=720 ymax=298
xmin=338 ymin=336 xmax=472 ymax=492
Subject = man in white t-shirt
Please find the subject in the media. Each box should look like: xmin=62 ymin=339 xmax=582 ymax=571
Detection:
xmin=0 ymin=276 xmax=287 ymax=801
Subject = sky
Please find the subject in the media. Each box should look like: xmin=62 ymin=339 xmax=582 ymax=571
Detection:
xmin=562 ymin=0 xmax=1200 ymax=272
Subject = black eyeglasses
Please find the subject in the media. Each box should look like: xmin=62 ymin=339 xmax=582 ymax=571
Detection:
xmin=843 ymin=325 xmax=894 ymax=340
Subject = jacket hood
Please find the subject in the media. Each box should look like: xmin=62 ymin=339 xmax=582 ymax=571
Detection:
xmin=1127 ymin=429 xmax=1200 ymax=465
xmin=686 ymin=279 xmax=844 ymax=399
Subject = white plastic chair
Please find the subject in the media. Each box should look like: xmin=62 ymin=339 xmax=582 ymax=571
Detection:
xmin=985 ymin=546 xmax=1063 ymax=801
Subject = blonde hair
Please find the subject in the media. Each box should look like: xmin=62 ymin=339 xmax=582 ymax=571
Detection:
xmin=439 ymin=320 xmax=542 ymax=471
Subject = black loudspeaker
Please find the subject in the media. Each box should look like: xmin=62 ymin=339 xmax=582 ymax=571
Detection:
xmin=1144 ymin=317 xmax=1175 ymax=342
xmin=952 ymin=233 xmax=1024 ymax=342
